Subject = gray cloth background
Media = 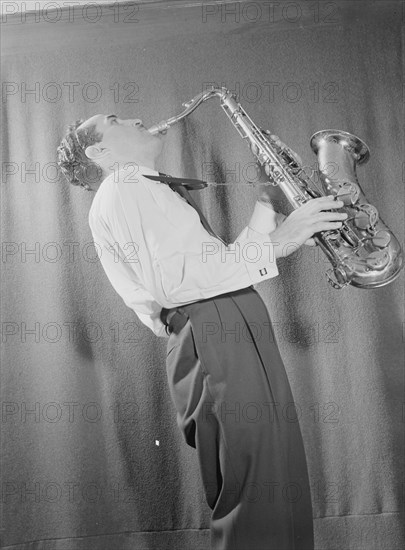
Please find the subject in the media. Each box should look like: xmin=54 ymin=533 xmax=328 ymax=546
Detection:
xmin=1 ymin=1 xmax=404 ymax=549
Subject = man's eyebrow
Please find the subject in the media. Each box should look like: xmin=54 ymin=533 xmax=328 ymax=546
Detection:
xmin=105 ymin=114 xmax=117 ymax=122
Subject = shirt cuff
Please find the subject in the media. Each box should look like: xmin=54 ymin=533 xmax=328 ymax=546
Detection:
xmin=248 ymin=200 xmax=279 ymax=234
xmin=238 ymin=226 xmax=279 ymax=284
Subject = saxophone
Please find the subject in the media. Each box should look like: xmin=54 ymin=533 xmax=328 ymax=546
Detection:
xmin=148 ymin=87 xmax=403 ymax=289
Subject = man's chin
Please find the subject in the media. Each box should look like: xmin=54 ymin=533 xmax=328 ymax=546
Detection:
xmin=151 ymin=136 xmax=164 ymax=154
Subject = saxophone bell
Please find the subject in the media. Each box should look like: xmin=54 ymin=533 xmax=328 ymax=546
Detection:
xmin=310 ymin=129 xmax=403 ymax=288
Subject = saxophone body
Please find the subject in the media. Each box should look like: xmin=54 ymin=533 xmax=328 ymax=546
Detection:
xmin=148 ymin=87 xmax=403 ymax=289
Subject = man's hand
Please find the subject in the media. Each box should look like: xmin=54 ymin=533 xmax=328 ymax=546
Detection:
xmin=269 ymin=196 xmax=348 ymax=258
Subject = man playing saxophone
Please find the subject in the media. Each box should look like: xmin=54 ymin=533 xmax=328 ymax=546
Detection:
xmin=57 ymin=112 xmax=348 ymax=550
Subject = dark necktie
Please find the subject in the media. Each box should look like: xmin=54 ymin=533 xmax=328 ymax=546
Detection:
xmin=144 ymin=173 xmax=228 ymax=246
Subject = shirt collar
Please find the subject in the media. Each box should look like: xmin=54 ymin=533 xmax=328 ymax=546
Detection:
xmin=137 ymin=164 xmax=159 ymax=177
xmin=101 ymin=163 xmax=159 ymax=186
xmin=91 ymin=164 xmax=161 ymax=215
xmin=112 ymin=163 xmax=159 ymax=178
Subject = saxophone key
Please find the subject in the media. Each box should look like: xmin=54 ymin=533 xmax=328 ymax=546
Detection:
xmin=326 ymin=266 xmax=349 ymax=289
xmin=325 ymin=230 xmax=341 ymax=241
xmin=365 ymin=250 xmax=390 ymax=270
xmin=371 ymin=230 xmax=391 ymax=249
xmin=354 ymin=203 xmax=379 ymax=231
xmin=336 ymin=182 xmax=361 ymax=205
xmin=359 ymin=203 xmax=379 ymax=226
xmin=353 ymin=210 xmax=370 ymax=230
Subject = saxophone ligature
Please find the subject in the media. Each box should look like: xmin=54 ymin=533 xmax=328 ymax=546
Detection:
xmin=148 ymin=87 xmax=403 ymax=289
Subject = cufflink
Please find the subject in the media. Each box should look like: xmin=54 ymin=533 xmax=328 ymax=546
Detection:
xmin=259 ymin=268 xmax=267 ymax=276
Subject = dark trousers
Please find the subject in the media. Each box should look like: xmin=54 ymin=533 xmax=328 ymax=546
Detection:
xmin=163 ymin=286 xmax=314 ymax=550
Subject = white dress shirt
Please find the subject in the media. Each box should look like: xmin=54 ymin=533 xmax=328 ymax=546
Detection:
xmin=88 ymin=165 xmax=285 ymax=338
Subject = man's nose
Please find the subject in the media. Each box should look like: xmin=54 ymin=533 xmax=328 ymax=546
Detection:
xmin=123 ymin=119 xmax=143 ymax=127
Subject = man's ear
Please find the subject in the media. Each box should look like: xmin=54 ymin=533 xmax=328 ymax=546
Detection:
xmin=85 ymin=144 xmax=108 ymax=160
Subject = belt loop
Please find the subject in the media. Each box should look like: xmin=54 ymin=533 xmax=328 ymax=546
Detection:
xmin=161 ymin=305 xmax=192 ymax=336
xmin=176 ymin=306 xmax=188 ymax=319
xmin=166 ymin=309 xmax=178 ymax=325
xmin=161 ymin=307 xmax=180 ymax=335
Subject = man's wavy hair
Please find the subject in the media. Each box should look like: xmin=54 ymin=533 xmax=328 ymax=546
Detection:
xmin=57 ymin=119 xmax=104 ymax=191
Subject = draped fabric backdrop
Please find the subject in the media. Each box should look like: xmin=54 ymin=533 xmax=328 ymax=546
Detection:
xmin=1 ymin=1 xmax=404 ymax=549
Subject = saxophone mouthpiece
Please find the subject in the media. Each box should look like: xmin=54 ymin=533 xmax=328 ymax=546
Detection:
xmin=148 ymin=121 xmax=169 ymax=135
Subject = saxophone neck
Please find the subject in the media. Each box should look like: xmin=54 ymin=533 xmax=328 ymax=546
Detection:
xmin=148 ymin=87 xmax=232 ymax=135
xmin=184 ymin=86 xmax=231 ymax=108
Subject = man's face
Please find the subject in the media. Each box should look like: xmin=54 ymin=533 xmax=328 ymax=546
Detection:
xmin=79 ymin=113 xmax=163 ymax=163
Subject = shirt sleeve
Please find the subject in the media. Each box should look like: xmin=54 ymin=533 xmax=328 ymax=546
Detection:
xmin=250 ymin=199 xmax=287 ymax=231
xmin=244 ymin=199 xmax=287 ymax=284
xmin=89 ymin=215 xmax=168 ymax=339
xmin=248 ymin=199 xmax=279 ymax=234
